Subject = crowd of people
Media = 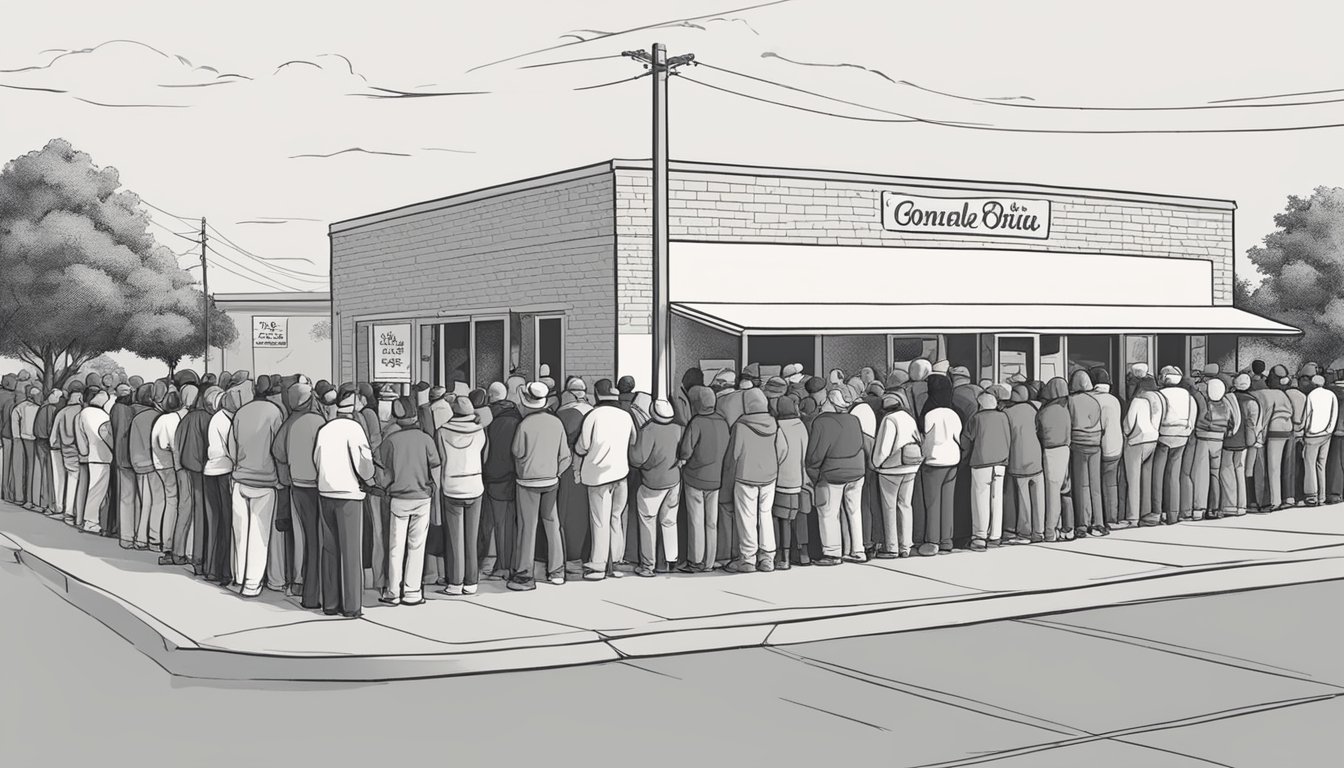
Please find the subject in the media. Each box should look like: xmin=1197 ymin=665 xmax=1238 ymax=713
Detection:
xmin=0 ymin=355 xmax=1338 ymax=619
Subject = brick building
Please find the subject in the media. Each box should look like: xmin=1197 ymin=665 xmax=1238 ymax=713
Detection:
xmin=329 ymin=159 xmax=1296 ymax=393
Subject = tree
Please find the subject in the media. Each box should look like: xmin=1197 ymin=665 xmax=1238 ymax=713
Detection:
xmin=74 ymin=354 xmax=127 ymax=385
xmin=310 ymin=318 xmax=331 ymax=342
xmin=0 ymin=139 xmax=203 ymax=390
xmin=1240 ymin=187 xmax=1344 ymax=365
xmin=121 ymin=292 xmax=237 ymax=374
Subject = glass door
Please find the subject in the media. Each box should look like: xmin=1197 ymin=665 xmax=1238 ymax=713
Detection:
xmin=996 ymin=335 xmax=1037 ymax=384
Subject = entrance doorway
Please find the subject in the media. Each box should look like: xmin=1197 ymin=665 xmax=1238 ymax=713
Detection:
xmin=1157 ymin=334 xmax=1187 ymax=373
xmin=996 ymin=335 xmax=1036 ymax=383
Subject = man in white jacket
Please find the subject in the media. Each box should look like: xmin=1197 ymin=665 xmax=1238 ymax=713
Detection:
xmin=871 ymin=393 xmax=921 ymax=558
xmin=75 ymin=390 xmax=114 ymax=534
xmin=314 ymin=388 xmax=375 ymax=618
xmin=576 ymin=379 xmax=637 ymax=581
xmin=1148 ymin=366 xmax=1196 ymax=526
xmin=1302 ymin=375 xmax=1337 ymax=506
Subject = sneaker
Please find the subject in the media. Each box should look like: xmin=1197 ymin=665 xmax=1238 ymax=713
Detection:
xmin=634 ymin=565 xmax=656 ymax=578
xmin=157 ymin=554 xmax=176 ymax=566
xmin=439 ymin=584 xmax=464 ymax=596
xmin=813 ymin=555 xmax=843 ymax=566
xmin=797 ymin=551 xmax=811 ymax=566
xmin=506 ymin=579 xmax=536 ymax=591
xmin=968 ymin=539 xmax=987 ymax=552
xmin=582 ymin=569 xmax=606 ymax=582
xmin=1031 ymin=533 xmax=1046 ymax=543
xmin=401 ymin=598 xmax=426 ymax=607
xmin=776 ymin=559 xmax=791 ymax=571
xmin=1074 ymin=527 xmax=1089 ymax=539
xmin=723 ymin=560 xmax=756 ymax=574
xmin=842 ymin=553 xmax=867 ymax=563
xmin=757 ymin=559 xmax=775 ymax=573
xmin=874 ymin=551 xmax=899 ymax=559
xmin=987 ymin=539 xmax=1002 ymax=548
xmin=378 ymin=594 xmax=401 ymax=605
xmin=1090 ymin=525 xmax=1110 ymax=537
xmin=482 ymin=569 xmax=506 ymax=581
xmin=548 ymin=576 xmax=566 ymax=586
xmin=1004 ymin=535 xmax=1031 ymax=545
xmin=898 ymin=549 xmax=912 ymax=558
xmin=1110 ymin=520 xmax=1134 ymax=530
xmin=916 ymin=543 xmax=939 ymax=557
xmin=462 ymin=584 xmax=478 ymax=595
xmin=676 ymin=562 xmax=700 ymax=574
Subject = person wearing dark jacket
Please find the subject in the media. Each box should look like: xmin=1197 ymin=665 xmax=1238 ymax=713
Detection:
xmin=109 ymin=386 xmax=138 ymax=540
xmin=129 ymin=385 xmax=161 ymax=549
xmin=1328 ymin=377 xmax=1344 ymax=504
xmin=556 ymin=382 xmax=592 ymax=572
xmin=1068 ymin=370 xmax=1107 ymax=538
xmin=1252 ymin=366 xmax=1294 ymax=512
xmin=917 ymin=375 xmax=963 ymax=555
xmin=0 ymin=374 xmax=16 ymax=503
xmin=508 ymin=382 xmax=573 ymax=590
xmin=807 ymin=390 xmax=869 ymax=565
xmin=34 ymin=390 xmax=61 ymax=515
xmin=1090 ymin=367 xmax=1124 ymax=526
xmin=374 ymin=399 xmax=440 ymax=606
xmin=176 ymin=387 xmax=213 ymax=575
xmin=482 ymin=382 xmax=522 ymax=580
xmin=1221 ymin=374 xmax=1261 ymax=517
xmin=672 ymin=368 xmax=702 ymax=427
xmin=677 ymin=385 xmax=729 ymax=572
xmin=721 ymin=389 xmax=787 ymax=572
xmin=272 ymin=382 xmax=326 ymax=607
xmin=1004 ymin=385 xmax=1043 ymax=543
xmin=630 ymin=399 xmax=682 ymax=577
xmin=1036 ymin=378 xmax=1072 ymax=542
xmin=962 ymin=392 xmax=1010 ymax=550
xmin=226 ymin=382 xmax=285 ymax=597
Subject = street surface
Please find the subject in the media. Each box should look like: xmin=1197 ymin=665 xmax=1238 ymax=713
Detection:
xmin=2 ymin=550 xmax=1338 ymax=767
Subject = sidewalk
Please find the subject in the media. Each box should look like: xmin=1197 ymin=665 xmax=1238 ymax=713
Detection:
xmin=3 ymin=499 xmax=1342 ymax=682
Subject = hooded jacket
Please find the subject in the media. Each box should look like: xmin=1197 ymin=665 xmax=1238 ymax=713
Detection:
xmin=483 ymin=399 xmax=522 ymax=498
xmin=575 ymin=403 xmax=636 ymax=486
xmin=806 ymin=409 xmax=868 ymax=483
xmin=76 ymin=401 xmax=114 ymax=464
xmin=1155 ymin=382 xmax=1197 ymax=443
xmin=722 ymin=390 xmax=788 ymax=487
xmin=55 ymin=397 xmax=84 ymax=466
xmin=176 ymin=394 xmax=215 ymax=474
xmin=715 ymin=387 xmax=748 ymax=428
xmin=272 ymin=388 xmax=326 ymax=488
xmin=1286 ymin=385 xmax=1308 ymax=436
xmin=1092 ymin=384 xmax=1124 ymax=459
xmin=1035 ymin=378 xmax=1072 ymax=450
xmin=375 ymin=421 xmax=441 ymax=500
xmin=1194 ymin=378 xmax=1238 ymax=440
xmin=511 ymin=409 xmax=572 ymax=488
xmin=129 ymin=403 xmax=160 ymax=474
xmin=110 ymin=398 xmax=136 ymax=470
xmin=962 ymin=394 xmax=1010 ymax=468
xmin=1254 ymin=384 xmax=1293 ymax=439
xmin=0 ymin=376 xmax=15 ymax=441
xmin=1226 ymin=386 xmax=1263 ymax=451
xmin=1067 ymin=370 xmax=1103 ymax=449
xmin=677 ymin=386 xmax=730 ymax=491
xmin=1004 ymin=391 xmax=1043 ymax=476
xmin=906 ymin=359 xmax=932 ymax=414
xmin=436 ymin=417 xmax=488 ymax=499
xmin=631 ymin=419 xmax=683 ymax=490
xmin=227 ymin=396 xmax=285 ymax=488
xmin=775 ymin=398 xmax=810 ymax=492
xmin=872 ymin=406 xmax=921 ymax=476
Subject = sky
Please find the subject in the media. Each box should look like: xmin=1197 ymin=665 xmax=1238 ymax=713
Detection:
xmin=3 ymin=0 xmax=1343 ymax=376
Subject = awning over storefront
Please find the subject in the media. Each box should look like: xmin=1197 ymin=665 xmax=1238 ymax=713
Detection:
xmin=671 ymin=302 xmax=1301 ymax=337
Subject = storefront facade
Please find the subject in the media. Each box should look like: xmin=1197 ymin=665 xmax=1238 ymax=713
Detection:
xmin=330 ymin=160 xmax=1295 ymax=392
xmin=214 ymin=291 xmax=332 ymax=382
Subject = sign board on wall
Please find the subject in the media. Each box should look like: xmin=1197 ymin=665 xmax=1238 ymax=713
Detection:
xmin=881 ymin=192 xmax=1051 ymax=240
xmin=373 ymin=323 xmax=412 ymax=382
xmin=252 ymin=317 xmax=288 ymax=348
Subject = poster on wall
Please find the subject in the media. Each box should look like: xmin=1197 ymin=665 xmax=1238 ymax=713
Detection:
xmin=253 ymin=317 xmax=288 ymax=348
xmin=373 ymin=323 xmax=412 ymax=382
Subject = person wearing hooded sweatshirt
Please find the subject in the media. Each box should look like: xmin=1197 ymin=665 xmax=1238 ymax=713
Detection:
xmin=507 ymin=382 xmax=572 ymax=590
xmin=1089 ymin=368 xmax=1124 ymax=526
xmin=1067 ymin=370 xmax=1106 ymax=538
xmin=1302 ymin=374 xmax=1336 ymax=506
xmin=373 ymin=399 xmax=440 ymax=606
xmin=0 ymin=373 xmax=16 ymax=503
xmin=577 ymin=380 xmax=637 ymax=580
xmin=715 ymin=376 xmax=752 ymax=429
xmin=109 ymin=384 xmax=137 ymax=539
xmin=871 ymin=392 xmax=920 ymax=557
xmin=11 ymin=386 xmax=41 ymax=511
xmin=273 ymin=382 xmax=326 ymax=607
xmin=129 ymin=385 xmax=160 ymax=549
xmin=314 ymin=388 xmax=375 ymax=618
xmin=1004 ymin=385 xmax=1044 ymax=543
xmin=1327 ymin=376 xmax=1344 ymax=505
xmin=154 ymin=387 xmax=191 ymax=566
xmin=629 ymin=399 xmax=681 ymax=577
xmin=1221 ymin=374 xmax=1263 ymax=518
xmin=1035 ymin=378 xmax=1071 ymax=542
xmin=436 ymin=396 xmax=488 ymax=595
xmin=76 ymin=390 xmax=114 ymax=534
xmin=720 ymin=388 xmax=787 ymax=573
xmin=54 ymin=382 xmax=85 ymax=524
xmin=962 ymin=391 xmax=1011 ymax=550
xmin=1252 ymin=366 xmax=1293 ymax=512
xmin=800 ymin=376 xmax=827 ymax=430
xmin=481 ymin=381 xmax=521 ymax=581
xmin=850 ymin=384 xmax=883 ymax=557
xmin=557 ymin=380 xmax=593 ymax=571
xmin=177 ymin=386 xmax=214 ymax=574
xmin=34 ymin=389 xmax=61 ymax=515
xmin=806 ymin=388 xmax=869 ymax=565
xmin=1144 ymin=366 xmax=1196 ymax=526
xmin=672 ymin=368 xmax=702 ymax=427
xmin=204 ymin=388 xmax=239 ymax=585
xmin=1191 ymin=377 xmax=1240 ymax=520
xmin=1283 ymin=370 xmax=1308 ymax=506
xmin=225 ymin=380 xmax=285 ymax=597
xmin=918 ymin=375 xmax=963 ymax=555
xmin=1120 ymin=376 xmax=1161 ymax=529
xmin=773 ymin=395 xmax=810 ymax=568
xmin=677 ymin=385 xmax=729 ymax=572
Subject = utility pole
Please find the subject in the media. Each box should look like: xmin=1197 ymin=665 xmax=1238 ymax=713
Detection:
xmin=623 ymin=43 xmax=694 ymax=399
xmin=200 ymin=216 xmax=210 ymax=375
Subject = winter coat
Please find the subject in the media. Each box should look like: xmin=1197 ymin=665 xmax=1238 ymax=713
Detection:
xmin=511 ymin=410 xmax=573 ymax=488
xmin=1305 ymin=386 xmax=1338 ymax=438
xmin=631 ymin=421 xmax=683 ymax=490
xmin=805 ymin=411 xmax=868 ymax=484
xmin=1067 ymin=370 xmax=1102 ymax=449
xmin=1036 ymin=378 xmax=1071 ymax=450
xmin=963 ymin=407 xmax=1011 ymax=468
xmin=722 ymin=411 xmax=788 ymax=487
xmin=776 ymin=417 xmax=810 ymax=492
xmin=1004 ymin=401 xmax=1043 ymax=476
xmin=76 ymin=405 xmax=114 ymax=464
xmin=1093 ymin=388 xmax=1123 ymax=459
xmin=678 ymin=412 xmax=730 ymax=491
xmin=436 ymin=418 xmax=488 ymax=499
xmin=129 ymin=407 xmax=159 ymax=474
xmin=1155 ymin=386 xmax=1197 ymax=444
xmin=871 ymin=409 xmax=921 ymax=476
xmin=1255 ymin=388 xmax=1293 ymax=439
xmin=227 ymin=399 xmax=285 ymax=488
xmin=575 ymin=404 xmax=637 ymax=487
xmin=483 ymin=400 xmax=522 ymax=499
xmin=314 ymin=417 xmax=375 ymax=500
xmin=176 ymin=409 xmax=212 ymax=474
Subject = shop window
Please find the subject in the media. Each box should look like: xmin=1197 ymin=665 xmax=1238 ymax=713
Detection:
xmin=890 ymin=336 xmax=939 ymax=367
xmin=749 ymin=335 xmax=815 ymax=370
xmin=1040 ymin=334 xmax=1065 ymax=383
xmin=997 ymin=336 xmax=1035 ymax=384
xmin=438 ymin=321 xmax=470 ymax=390
xmin=536 ymin=316 xmax=564 ymax=384
xmin=1157 ymin=335 xmax=1187 ymax=373
xmin=945 ymin=334 xmax=978 ymax=373
xmin=474 ymin=319 xmax=506 ymax=388
xmin=1189 ymin=335 xmax=1207 ymax=372
xmin=1067 ymin=335 xmax=1113 ymax=379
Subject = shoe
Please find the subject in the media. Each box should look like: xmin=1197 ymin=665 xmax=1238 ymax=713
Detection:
xmin=968 ymin=539 xmax=987 ymax=552
xmin=607 ymin=568 xmax=624 ymax=579
xmin=1090 ymin=525 xmax=1110 ymax=537
xmin=987 ymin=539 xmax=1002 ymax=548
xmin=813 ymin=555 xmax=843 ymax=566
xmin=723 ymin=560 xmax=756 ymax=574
xmin=507 ymin=579 xmax=536 ymax=591
xmin=439 ymin=584 xmax=464 ymax=596
xmin=239 ymin=589 xmax=262 ymax=599
xmin=1074 ymin=527 xmax=1089 ymax=539
xmin=323 ymin=609 xmax=341 ymax=616
xmin=875 ymin=551 xmax=899 ymax=559
xmin=1060 ymin=531 xmax=1075 ymax=542
xmin=797 ymin=552 xmax=811 ymax=566
xmin=898 ymin=549 xmax=912 ymax=558
xmin=634 ymin=565 xmax=656 ymax=578
xmin=482 ymin=569 xmax=506 ymax=581
xmin=341 ymin=612 xmax=362 ymax=619
xmin=401 ymin=598 xmax=426 ymax=607
xmin=776 ymin=559 xmax=791 ymax=571
xmin=676 ymin=563 xmax=699 ymax=574
xmin=916 ymin=543 xmax=939 ymax=557
xmin=565 ymin=560 xmax=585 ymax=576
xmin=1110 ymin=520 xmax=1133 ymax=530
xmin=938 ymin=545 xmax=953 ymax=554
xmin=582 ymin=569 xmax=606 ymax=582
xmin=1004 ymin=536 xmax=1031 ymax=545
xmin=757 ymin=559 xmax=775 ymax=573
xmin=462 ymin=584 xmax=478 ymax=595
xmin=1031 ymin=534 xmax=1046 ymax=543
xmin=157 ymin=554 xmax=176 ymax=566
xmin=548 ymin=576 xmax=566 ymax=586
xmin=842 ymin=553 xmax=867 ymax=563
xmin=378 ymin=594 xmax=401 ymax=605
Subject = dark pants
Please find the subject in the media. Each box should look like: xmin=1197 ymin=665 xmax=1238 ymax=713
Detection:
xmin=514 ymin=483 xmax=563 ymax=583
xmin=187 ymin=471 xmax=207 ymax=568
xmin=920 ymin=465 xmax=956 ymax=550
xmin=33 ymin=440 xmax=52 ymax=509
xmin=484 ymin=493 xmax=514 ymax=576
xmin=444 ymin=495 xmax=482 ymax=588
xmin=11 ymin=437 xmax=30 ymax=505
xmin=1328 ymin=435 xmax=1344 ymax=502
xmin=203 ymin=473 xmax=233 ymax=583
xmin=1070 ymin=445 xmax=1104 ymax=531
xmin=292 ymin=486 xmax=322 ymax=609
xmin=319 ymin=495 xmax=363 ymax=616
xmin=1284 ymin=434 xmax=1302 ymax=504
xmin=1147 ymin=440 xmax=1187 ymax=526
xmin=1 ymin=437 xmax=13 ymax=500
xmin=1101 ymin=455 xmax=1120 ymax=524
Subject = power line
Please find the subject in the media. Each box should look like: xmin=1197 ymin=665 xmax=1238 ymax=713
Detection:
xmin=145 ymin=216 xmax=202 ymax=245
xmin=207 ymin=235 xmax=327 ymax=280
xmin=679 ymin=74 xmax=919 ymax=124
xmin=205 ymin=223 xmax=328 ymax=279
xmin=205 ymin=245 xmax=310 ymax=291
xmin=140 ymin=198 xmax=196 ymax=227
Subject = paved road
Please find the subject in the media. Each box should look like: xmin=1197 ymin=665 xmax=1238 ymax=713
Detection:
xmin=2 ymin=551 xmax=1339 ymax=767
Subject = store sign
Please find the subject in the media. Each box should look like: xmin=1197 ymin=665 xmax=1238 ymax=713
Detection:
xmin=252 ymin=317 xmax=288 ymax=348
xmin=372 ymin=323 xmax=412 ymax=382
xmin=881 ymin=192 xmax=1051 ymax=240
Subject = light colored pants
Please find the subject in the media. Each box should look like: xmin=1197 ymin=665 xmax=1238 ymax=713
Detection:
xmin=172 ymin=468 xmax=193 ymax=557
xmin=1220 ymin=449 xmax=1248 ymax=515
xmin=134 ymin=473 xmax=156 ymax=547
xmin=1012 ymin=472 xmax=1045 ymax=538
xmin=1190 ymin=439 xmax=1223 ymax=517
xmin=684 ymin=486 xmax=719 ymax=569
xmin=1303 ymin=434 xmax=1331 ymax=504
xmin=816 ymin=478 xmax=864 ymax=558
xmin=1123 ymin=442 xmax=1156 ymax=524
xmin=971 ymin=464 xmax=1006 ymax=542
xmin=877 ymin=473 xmax=916 ymax=554
xmin=154 ymin=468 xmax=179 ymax=552
xmin=230 ymin=483 xmax=277 ymax=596
xmin=583 ymin=480 xmax=628 ymax=573
xmin=387 ymin=497 xmax=431 ymax=602
xmin=1255 ymin=436 xmax=1287 ymax=509
xmin=733 ymin=481 xmax=776 ymax=564
xmin=50 ymin=449 xmax=66 ymax=515
xmin=1042 ymin=447 xmax=1070 ymax=540
xmin=63 ymin=460 xmax=80 ymax=524
xmin=636 ymin=483 xmax=680 ymax=568
xmin=116 ymin=466 xmax=136 ymax=544
xmin=82 ymin=463 xmax=110 ymax=533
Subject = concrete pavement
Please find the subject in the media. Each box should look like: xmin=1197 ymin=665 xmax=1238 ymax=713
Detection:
xmin=2 ymin=499 xmax=1342 ymax=681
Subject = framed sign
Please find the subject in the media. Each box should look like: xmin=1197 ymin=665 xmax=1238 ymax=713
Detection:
xmin=372 ymin=322 xmax=412 ymax=382
xmin=253 ymin=316 xmax=288 ymax=348
xmin=881 ymin=192 xmax=1051 ymax=240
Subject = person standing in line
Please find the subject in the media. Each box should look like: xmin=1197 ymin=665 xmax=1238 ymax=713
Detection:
xmin=1283 ymin=369 xmax=1308 ymax=507
xmin=772 ymin=395 xmax=810 ymax=568
xmin=719 ymin=389 xmax=786 ymax=573
xmin=715 ymin=372 xmax=750 ymax=428
xmin=226 ymin=380 xmax=285 ymax=597
xmin=481 ymin=381 xmax=522 ymax=581
xmin=915 ymin=376 xmax=962 ymax=556
xmin=1036 ymin=378 xmax=1072 ymax=542
xmin=0 ymin=374 xmax=16 ymax=503
xmin=352 ymin=383 xmax=388 ymax=594
xmin=203 ymin=389 xmax=237 ymax=585
xmin=1067 ymin=370 xmax=1106 ymax=538
xmin=152 ymin=390 xmax=186 ymax=565
xmin=1190 ymin=377 xmax=1238 ymax=520
xmin=106 ymin=384 xmax=136 ymax=540
xmin=1221 ymin=374 xmax=1262 ymax=518
xmin=314 ymin=388 xmax=375 ymax=618
xmin=129 ymin=386 xmax=161 ymax=549
xmin=34 ymin=389 xmax=61 ymax=515
xmin=176 ymin=386 xmax=213 ymax=575
xmin=273 ymin=382 xmax=326 ymax=607
xmin=676 ymin=384 xmax=729 ymax=573
xmin=672 ymin=368 xmax=702 ymax=427
xmin=1119 ymin=376 xmax=1160 ymax=529
xmin=436 ymin=396 xmax=488 ymax=596
xmin=11 ymin=386 xmax=40 ymax=510
xmin=1147 ymin=366 xmax=1196 ymax=526
xmin=1302 ymin=374 xmax=1336 ymax=507
xmin=1252 ymin=367 xmax=1294 ymax=512
xmin=576 ymin=379 xmax=637 ymax=581
xmin=556 ymin=379 xmax=593 ymax=575
xmin=805 ymin=388 xmax=869 ymax=565
xmin=629 ymin=399 xmax=681 ymax=578
xmin=508 ymin=382 xmax=572 ymax=590
xmin=962 ymin=392 xmax=1011 ymax=550
xmin=374 ymin=399 xmax=439 ymax=605
xmin=1090 ymin=368 xmax=1124 ymax=527
xmin=54 ymin=382 xmax=84 ymax=524
xmin=1003 ymin=385 xmax=1043 ymax=543
xmin=75 ymin=389 xmax=114 ymax=534
xmin=1327 ymin=376 xmax=1344 ymax=505
xmin=871 ymin=392 xmax=920 ymax=558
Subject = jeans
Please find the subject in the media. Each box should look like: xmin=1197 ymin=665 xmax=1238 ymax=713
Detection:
xmin=387 ymin=497 xmax=431 ymax=602
xmin=172 ymin=468 xmax=193 ymax=557
xmin=153 ymin=468 xmax=179 ymax=552
xmin=1012 ymin=472 xmax=1045 ymax=538
xmin=1328 ymin=435 xmax=1344 ymax=502
xmin=1283 ymin=434 xmax=1302 ymax=503
xmin=1190 ymin=438 xmax=1224 ymax=517
xmin=684 ymin=485 xmax=720 ymax=568
xmin=485 ymin=495 xmax=515 ymax=576
xmin=1041 ymin=447 xmax=1069 ymax=540
xmin=920 ymin=465 xmax=957 ymax=549
xmin=1069 ymin=445 xmax=1104 ymax=530
xmin=733 ymin=481 xmax=776 ymax=564
xmin=231 ymin=483 xmax=276 ymax=596
xmin=1302 ymin=434 xmax=1331 ymax=504
xmin=443 ymin=495 xmax=482 ymax=588
xmin=1148 ymin=439 xmax=1187 ymax=526
xmin=877 ymin=473 xmax=916 ymax=554
xmin=203 ymin=473 xmax=233 ymax=583
xmin=62 ymin=457 xmax=81 ymax=524
xmin=970 ymin=464 xmax=1006 ymax=543
xmin=515 ymin=483 xmax=564 ymax=581
xmin=10 ymin=437 xmax=30 ymax=505
xmin=1219 ymin=449 xmax=1248 ymax=515
xmin=583 ymin=480 xmax=628 ymax=574
xmin=1254 ymin=436 xmax=1288 ymax=509
xmin=81 ymin=463 xmax=110 ymax=534
xmin=115 ymin=466 xmax=136 ymax=544
xmin=319 ymin=496 xmax=363 ymax=616
xmin=635 ymin=482 xmax=679 ymax=569
xmin=32 ymin=441 xmax=50 ymax=508
xmin=291 ymin=486 xmax=322 ymax=609
xmin=817 ymin=478 xmax=865 ymax=558
xmin=1101 ymin=455 xmax=1120 ymax=524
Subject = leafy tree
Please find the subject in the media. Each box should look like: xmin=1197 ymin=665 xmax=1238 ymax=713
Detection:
xmin=1240 ymin=187 xmax=1344 ymax=365
xmin=122 ymin=293 xmax=237 ymax=374
xmin=0 ymin=139 xmax=204 ymax=390
xmin=73 ymin=354 xmax=127 ymax=385
xmin=310 ymin=318 xmax=331 ymax=342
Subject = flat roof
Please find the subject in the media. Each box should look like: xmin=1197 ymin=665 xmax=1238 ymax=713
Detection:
xmin=330 ymin=158 xmax=1237 ymax=234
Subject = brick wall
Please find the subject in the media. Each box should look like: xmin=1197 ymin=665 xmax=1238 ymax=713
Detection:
xmin=615 ymin=166 xmax=1235 ymax=333
xmin=331 ymin=172 xmax=616 ymax=383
